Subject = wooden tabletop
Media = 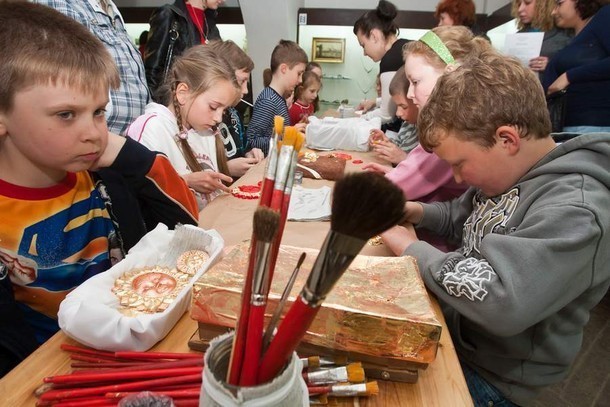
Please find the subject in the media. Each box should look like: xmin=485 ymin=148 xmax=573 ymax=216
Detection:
xmin=0 ymin=150 xmax=473 ymax=406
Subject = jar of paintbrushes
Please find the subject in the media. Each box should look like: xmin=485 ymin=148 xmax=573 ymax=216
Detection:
xmin=199 ymin=332 xmax=308 ymax=406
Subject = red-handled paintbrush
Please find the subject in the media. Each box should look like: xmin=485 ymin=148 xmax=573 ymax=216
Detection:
xmin=259 ymin=115 xmax=284 ymax=207
xmin=265 ymin=130 xmax=305 ymax=293
xmin=262 ymin=252 xmax=306 ymax=351
xmin=227 ymin=116 xmax=284 ymax=385
xmin=308 ymin=381 xmax=379 ymax=397
xmin=257 ymin=172 xmax=406 ymax=384
xmin=238 ymin=207 xmax=281 ymax=386
xmin=269 ymin=127 xmax=297 ymax=211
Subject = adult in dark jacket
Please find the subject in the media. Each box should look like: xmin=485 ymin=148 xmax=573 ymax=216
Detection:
xmin=144 ymin=0 xmax=222 ymax=101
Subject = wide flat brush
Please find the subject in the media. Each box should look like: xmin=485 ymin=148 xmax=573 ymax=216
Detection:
xmin=303 ymin=362 xmax=365 ymax=385
xmin=257 ymin=172 xmax=406 ymax=383
xmin=238 ymin=207 xmax=280 ymax=386
xmin=308 ymin=381 xmax=379 ymax=397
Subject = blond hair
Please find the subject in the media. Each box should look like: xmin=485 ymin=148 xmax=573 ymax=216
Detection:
xmin=0 ymin=2 xmax=119 ymax=113
xmin=418 ymin=51 xmax=551 ymax=151
xmin=511 ymin=0 xmax=556 ymax=32
xmin=161 ymin=45 xmax=239 ymax=178
xmin=403 ymin=26 xmax=491 ymax=70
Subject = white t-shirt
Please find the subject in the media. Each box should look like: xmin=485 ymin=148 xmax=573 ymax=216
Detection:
xmin=127 ymin=102 xmax=220 ymax=209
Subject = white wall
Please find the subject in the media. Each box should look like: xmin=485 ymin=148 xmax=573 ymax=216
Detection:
xmin=121 ymin=0 xmax=514 ymax=101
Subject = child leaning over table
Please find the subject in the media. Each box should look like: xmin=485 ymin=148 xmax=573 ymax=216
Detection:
xmin=382 ymin=50 xmax=610 ymax=406
xmin=368 ymin=66 xmax=419 ymax=165
xmin=128 ymin=45 xmax=238 ymax=210
xmin=0 ymin=1 xmax=199 ymax=368
xmin=208 ymin=40 xmax=264 ymax=179
xmin=246 ymin=40 xmax=308 ymax=156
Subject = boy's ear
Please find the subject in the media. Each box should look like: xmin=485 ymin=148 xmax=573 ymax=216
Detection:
xmin=279 ymin=63 xmax=288 ymax=75
xmin=176 ymin=82 xmax=190 ymax=105
xmin=495 ymin=125 xmax=521 ymax=155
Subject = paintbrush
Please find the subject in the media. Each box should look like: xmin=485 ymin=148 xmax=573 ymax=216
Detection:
xmin=308 ymin=381 xmax=379 ymax=397
xmin=301 ymin=355 xmax=349 ymax=369
xmin=259 ymin=115 xmax=284 ymax=207
xmin=257 ymin=172 xmax=406 ymax=384
xmin=238 ymin=207 xmax=280 ymax=386
xmin=227 ymin=117 xmax=284 ymax=384
xmin=303 ymin=362 xmax=365 ymax=385
xmin=265 ymin=130 xmax=305 ymax=293
xmin=262 ymin=252 xmax=306 ymax=350
xmin=269 ymin=126 xmax=297 ymax=211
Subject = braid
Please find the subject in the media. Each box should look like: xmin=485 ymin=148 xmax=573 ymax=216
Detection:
xmin=172 ymin=84 xmax=204 ymax=173
xmin=213 ymin=129 xmax=231 ymax=178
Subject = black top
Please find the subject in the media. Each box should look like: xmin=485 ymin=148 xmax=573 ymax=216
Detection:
xmin=144 ymin=0 xmax=221 ymax=101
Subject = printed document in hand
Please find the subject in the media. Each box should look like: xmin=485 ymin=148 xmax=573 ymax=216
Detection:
xmin=504 ymin=32 xmax=544 ymax=67
xmin=287 ymin=185 xmax=331 ymax=221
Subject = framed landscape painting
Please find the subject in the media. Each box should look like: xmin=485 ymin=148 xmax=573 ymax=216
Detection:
xmin=312 ymin=37 xmax=345 ymax=63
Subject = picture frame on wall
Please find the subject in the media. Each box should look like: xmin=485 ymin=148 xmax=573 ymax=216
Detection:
xmin=312 ymin=37 xmax=345 ymax=63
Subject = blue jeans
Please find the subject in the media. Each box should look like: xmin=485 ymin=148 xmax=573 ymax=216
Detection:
xmin=461 ymin=361 xmax=521 ymax=407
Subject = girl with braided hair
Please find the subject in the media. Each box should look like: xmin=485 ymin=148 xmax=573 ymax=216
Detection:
xmin=127 ymin=45 xmax=239 ymax=209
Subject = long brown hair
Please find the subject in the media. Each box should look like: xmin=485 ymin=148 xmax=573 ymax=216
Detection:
xmin=161 ymin=45 xmax=238 ymax=178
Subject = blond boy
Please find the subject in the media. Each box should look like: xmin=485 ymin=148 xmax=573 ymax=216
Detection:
xmin=246 ymin=40 xmax=308 ymax=156
xmin=383 ymin=51 xmax=610 ymax=405
xmin=0 ymin=2 xmax=198 ymax=361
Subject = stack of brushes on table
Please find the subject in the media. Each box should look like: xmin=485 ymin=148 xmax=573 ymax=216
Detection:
xmin=34 ymin=346 xmax=378 ymax=406
xmin=35 ymin=116 xmax=406 ymax=406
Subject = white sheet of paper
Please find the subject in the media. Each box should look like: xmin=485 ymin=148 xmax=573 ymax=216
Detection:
xmin=287 ymin=185 xmax=332 ymax=221
xmin=504 ymin=32 xmax=545 ymax=66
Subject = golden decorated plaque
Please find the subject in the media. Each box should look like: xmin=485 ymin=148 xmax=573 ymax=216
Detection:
xmin=190 ymin=243 xmax=441 ymax=382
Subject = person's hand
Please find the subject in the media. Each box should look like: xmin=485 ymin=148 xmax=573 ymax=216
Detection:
xmin=528 ymin=56 xmax=548 ymax=72
xmin=380 ymin=224 xmax=418 ymax=256
xmin=182 ymin=171 xmax=232 ymax=194
xmin=368 ymin=129 xmax=388 ymax=146
xmin=372 ymin=139 xmax=407 ymax=165
xmin=228 ymin=157 xmax=259 ymax=178
xmin=548 ymin=72 xmax=570 ymax=95
xmin=293 ymin=122 xmax=307 ymax=133
xmin=357 ymin=98 xmax=377 ymax=113
xmin=92 ymin=132 xmax=125 ymax=170
xmin=245 ymin=148 xmax=264 ymax=162
xmin=362 ymin=162 xmax=392 ymax=174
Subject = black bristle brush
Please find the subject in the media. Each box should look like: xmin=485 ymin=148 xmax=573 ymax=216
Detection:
xmin=257 ymin=172 xmax=406 ymax=384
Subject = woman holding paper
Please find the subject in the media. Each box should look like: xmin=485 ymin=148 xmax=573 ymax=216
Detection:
xmin=512 ymin=0 xmax=572 ymax=78
xmin=543 ymin=0 xmax=610 ymax=132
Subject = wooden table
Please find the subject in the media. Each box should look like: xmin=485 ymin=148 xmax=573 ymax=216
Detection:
xmin=0 ymin=150 xmax=473 ymax=406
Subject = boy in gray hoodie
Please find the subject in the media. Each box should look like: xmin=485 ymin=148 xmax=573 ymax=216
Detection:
xmin=382 ymin=50 xmax=610 ymax=406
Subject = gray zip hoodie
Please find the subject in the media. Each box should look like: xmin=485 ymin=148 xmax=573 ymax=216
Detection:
xmin=404 ymin=133 xmax=610 ymax=406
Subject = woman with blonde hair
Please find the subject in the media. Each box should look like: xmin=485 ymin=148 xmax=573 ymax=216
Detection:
xmin=511 ymin=0 xmax=572 ymax=76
